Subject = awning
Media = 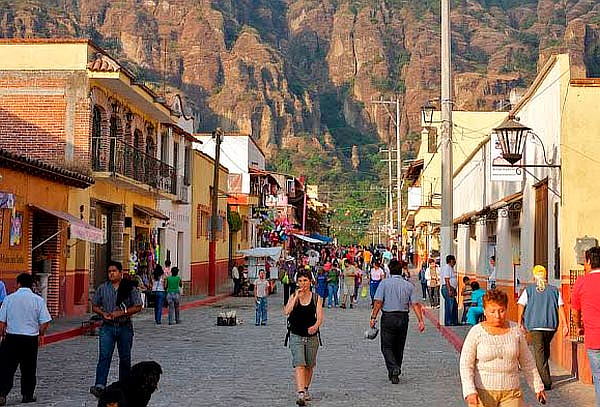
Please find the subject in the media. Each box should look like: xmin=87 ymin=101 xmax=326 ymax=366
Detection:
xmin=309 ymin=233 xmax=333 ymax=243
xmin=292 ymin=234 xmax=326 ymax=244
xmin=31 ymin=205 xmax=105 ymax=244
xmin=133 ymin=204 xmax=169 ymax=220
xmin=238 ymin=247 xmax=283 ymax=260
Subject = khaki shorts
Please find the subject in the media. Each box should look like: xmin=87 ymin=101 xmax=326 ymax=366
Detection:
xmin=343 ymin=283 xmax=355 ymax=296
xmin=474 ymin=388 xmax=524 ymax=407
xmin=290 ymin=333 xmax=319 ymax=368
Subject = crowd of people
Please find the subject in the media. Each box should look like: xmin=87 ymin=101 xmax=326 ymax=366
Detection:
xmin=3 ymin=243 xmax=600 ymax=406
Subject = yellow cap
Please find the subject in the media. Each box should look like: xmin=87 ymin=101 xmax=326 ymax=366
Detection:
xmin=532 ymin=265 xmax=547 ymax=280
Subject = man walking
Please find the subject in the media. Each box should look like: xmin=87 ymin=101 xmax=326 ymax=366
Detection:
xmin=440 ymin=255 xmax=459 ymax=326
xmin=370 ymin=260 xmax=425 ymax=384
xmin=90 ymin=261 xmax=143 ymax=398
xmin=281 ymin=257 xmax=297 ymax=306
xmin=0 ymin=273 xmax=52 ymax=405
xmin=572 ymin=246 xmax=600 ymax=406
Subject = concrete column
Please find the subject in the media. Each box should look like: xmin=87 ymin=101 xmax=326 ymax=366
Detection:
xmin=476 ymin=216 xmax=488 ymax=280
xmin=457 ymin=224 xmax=470 ymax=277
xmin=496 ymin=208 xmax=512 ymax=283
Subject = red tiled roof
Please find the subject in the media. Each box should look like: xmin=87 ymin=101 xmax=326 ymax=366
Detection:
xmin=87 ymin=53 xmax=120 ymax=72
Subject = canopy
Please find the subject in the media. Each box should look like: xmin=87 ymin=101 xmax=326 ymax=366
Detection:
xmin=134 ymin=204 xmax=169 ymax=220
xmin=292 ymin=234 xmax=326 ymax=244
xmin=309 ymin=233 xmax=333 ymax=243
xmin=31 ymin=205 xmax=105 ymax=244
xmin=238 ymin=246 xmax=283 ymax=260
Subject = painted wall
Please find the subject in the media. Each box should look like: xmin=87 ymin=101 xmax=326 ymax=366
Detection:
xmin=190 ymin=151 xmax=230 ymax=296
xmin=157 ymin=200 xmax=191 ymax=281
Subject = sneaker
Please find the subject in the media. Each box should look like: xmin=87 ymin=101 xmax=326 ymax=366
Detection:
xmin=22 ymin=396 xmax=37 ymax=403
xmin=261 ymin=322 xmax=267 ymax=326
xmin=390 ymin=374 xmax=400 ymax=384
xmin=327 ymin=305 xmax=332 ymax=309
xmin=304 ymin=388 xmax=312 ymax=401
xmin=90 ymin=385 xmax=105 ymax=399
xmin=296 ymin=391 xmax=306 ymax=406
xmin=349 ymin=304 xmax=353 ymax=309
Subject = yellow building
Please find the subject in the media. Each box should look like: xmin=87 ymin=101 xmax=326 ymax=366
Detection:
xmin=0 ymin=39 xmax=193 ymax=316
xmin=405 ymin=111 xmax=506 ymax=265
xmin=190 ymin=150 xmax=229 ymax=296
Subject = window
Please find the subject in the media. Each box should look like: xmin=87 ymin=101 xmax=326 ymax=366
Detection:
xmin=184 ymin=147 xmax=191 ymax=185
xmin=196 ymin=206 xmax=209 ymax=238
xmin=160 ymin=132 xmax=169 ymax=162
xmin=428 ymin=127 xmax=437 ymax=153
xmin=92 ymin=106 xmax=103 ymax=170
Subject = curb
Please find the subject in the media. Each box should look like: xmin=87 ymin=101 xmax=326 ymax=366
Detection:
xmin=41 ymin=293 xmax=230 ymax=347
xmin=422 ymin=307 xmax=464 ymax=352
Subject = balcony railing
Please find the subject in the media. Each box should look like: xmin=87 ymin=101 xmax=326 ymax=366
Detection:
xmin=92 ymin=137 xmax=176 ymax=195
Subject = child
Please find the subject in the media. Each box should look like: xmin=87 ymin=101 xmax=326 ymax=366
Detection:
xmin=254 ymin=270 xmax=269 ymax=326
xmin=166 ymin=267 xmax=182 ymax=325
xmin=315 ymin=267 xmax=328 ymax=304
xmin=461 ymin=276 xmax=473 ymax=324
xmin=466 ymin=281 xmax=486 ymax=325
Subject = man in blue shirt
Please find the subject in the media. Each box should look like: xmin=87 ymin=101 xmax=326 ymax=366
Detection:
xmin=370 ymin=260 xmax=425 ymax=384
xmin=0 ymin=273 xmax=52 ymax=405
xmin=90 ymin=260 xmax=143 ymax=399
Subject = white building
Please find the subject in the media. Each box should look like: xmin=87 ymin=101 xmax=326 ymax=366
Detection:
xmin=157 ymin=95 xmax=194 ymax=281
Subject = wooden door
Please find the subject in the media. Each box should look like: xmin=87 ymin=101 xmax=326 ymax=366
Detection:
xmin=534 ymin=180 xmax=548 ymax=268
xmin=94 ymin=205 xmax=112 ymax=288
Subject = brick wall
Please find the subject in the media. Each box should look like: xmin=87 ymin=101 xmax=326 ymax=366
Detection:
xmin=0 ymin=71 xmax=91 ymax=166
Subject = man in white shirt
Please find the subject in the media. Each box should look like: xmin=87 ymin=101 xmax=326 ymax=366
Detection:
xmin=0 ymin=273 xmax=52 ymax=405
xmin=232 ymin=264 xmax=241 ymax=296
xmin=488 ymin=256 xmax=497 ymax=289
xmin=440 ymin=255 xmax=459 ymax=326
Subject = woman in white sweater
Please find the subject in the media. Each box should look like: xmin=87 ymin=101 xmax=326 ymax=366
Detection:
xmin=459 ymin=289 xmax=546 ymax=406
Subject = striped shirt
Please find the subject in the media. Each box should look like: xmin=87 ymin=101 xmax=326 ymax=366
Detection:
xmin=92 ymin=281 xmax=142 ymax=324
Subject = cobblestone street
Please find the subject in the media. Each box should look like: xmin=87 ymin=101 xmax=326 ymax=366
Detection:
xmin=3 ymin=289 xmax=595 ymax=406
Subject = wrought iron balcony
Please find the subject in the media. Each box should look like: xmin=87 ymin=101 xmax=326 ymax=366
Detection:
xmin=91 ymin=137 xmax=176 ymax=195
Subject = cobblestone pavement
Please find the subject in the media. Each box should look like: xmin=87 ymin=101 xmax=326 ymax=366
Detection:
xmin=4 ymin=289 xmax=596 ymax=406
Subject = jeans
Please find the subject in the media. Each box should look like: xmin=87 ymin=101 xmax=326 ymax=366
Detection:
xmin=0 ymin=334 xmax=38 ymax=398
xmin=370 ymin=280 xmax=381 ymax=302
xmin=283 ymin=283 xmax=296 ymax=306
xmin=255 ymin=297 xmax=267 ymax=325
xmin=587 ymin=349 xmax=600 ymax=407
xmin=441 ymin=286 xmax=458 ymax=326
xmin=461 ymin=303 xmax=471 ymax=324
xmin=95 ymin=323 xmax=134 ymax=387
xmin=153 ymin=290 xmax=165 ymax=324
xmin=327 ymin=283 xmax=339 ymax=307
xmin=428 ymin=286 xmax=440 ymax=307
xmin=167 ymin=292 xmax=181 ymax=324
xmin=233 ymin=278 xmax=241 ymax=296
xmin=420 ymin=282 xmax=428 ymax=300
xmin=380 ymin=312 xmax=409 ymax=375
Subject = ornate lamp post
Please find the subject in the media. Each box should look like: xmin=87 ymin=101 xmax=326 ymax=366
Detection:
xmin=493 ymin=116 xmax=531 ymax=165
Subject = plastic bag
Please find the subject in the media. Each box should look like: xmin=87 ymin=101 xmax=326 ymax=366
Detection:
xmin=361 ymin=285 xmax=368 ymax=298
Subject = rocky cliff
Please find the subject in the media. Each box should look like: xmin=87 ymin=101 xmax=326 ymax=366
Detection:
xmin=2 ymin=0 xmax=600 ymax=163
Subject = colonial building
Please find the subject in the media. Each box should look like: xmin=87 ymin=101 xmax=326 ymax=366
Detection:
xmin=452 ymin=53 xmax=600 ymax=384
xmin=0 ymin=39 xmax=193 ymax=315
xmin=0 ymin=148 xmax=100 ymax=317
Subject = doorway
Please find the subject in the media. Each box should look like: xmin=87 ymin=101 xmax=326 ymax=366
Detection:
xmin=534 ymin=180 xmax=549 ymax=269
xmin=93 ymin=204 xmax=113 ymax=288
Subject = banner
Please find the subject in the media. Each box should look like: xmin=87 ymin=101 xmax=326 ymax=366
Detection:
xmin=490 ymin=133 xmax=521 ymax=182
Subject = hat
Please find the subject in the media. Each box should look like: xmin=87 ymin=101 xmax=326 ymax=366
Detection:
xmin=286 ymin=256 xmax=295 ymax=262
xmin=304 ymin=265 xmax=311 ymax=270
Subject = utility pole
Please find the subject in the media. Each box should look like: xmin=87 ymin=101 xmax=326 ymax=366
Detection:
xmin=209 ymin=128 xmax=224 ymax=297
xmin=440 ymin=0 xmax=454 ymax=325
xmin=371 ymin=98 xmax=402 ymax=245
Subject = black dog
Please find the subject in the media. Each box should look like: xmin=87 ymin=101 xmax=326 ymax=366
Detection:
xmin=97 ymin=361 xmax=162 ymax=407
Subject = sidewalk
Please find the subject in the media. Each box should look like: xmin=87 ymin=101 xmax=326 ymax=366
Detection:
xmin=422 ymin=305 xmax=596 ymax=406
xmin=42 ymin=293 xmax=229 ymax=346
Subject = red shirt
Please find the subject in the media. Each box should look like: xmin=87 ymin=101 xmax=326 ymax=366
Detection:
xmin=572 ymin=271 xmax=600 ymax=349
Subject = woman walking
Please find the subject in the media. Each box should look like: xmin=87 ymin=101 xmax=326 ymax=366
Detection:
xmin=369 ymin=261 xmax=385 ymax=305
xmin=425 ymin=258 xmax=440 ymax=308
xmin=166 ymin=266 xmax=182 ymax=325
xmin=315 ymin=267 xmax=328 ymax=304
xmin=460 ymin=289 xmax=546 ymax=406
xmin=151 ymin=265 xmax=166 ymax=325
xmin=517 ymin=265 xmax=568 ymax=390
xmin=284 ymin=271 xmax=324 ymax=406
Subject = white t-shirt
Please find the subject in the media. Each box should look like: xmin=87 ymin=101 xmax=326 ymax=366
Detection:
xmin=255 ymin=279 xmax=269 ymax=298
xmin=440 ymin=264 xmax=457 ymax=288
xmin=232 ymin=266 xmax=240 ymax=280
xmin=370 ymin=268 xmax=385 ymax=281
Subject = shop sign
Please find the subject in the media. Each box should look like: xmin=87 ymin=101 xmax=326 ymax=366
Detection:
xmin=408 ymin=187 xmax=421 ymax=210
xmin=265 ymin=194 xmax=287 ymax=207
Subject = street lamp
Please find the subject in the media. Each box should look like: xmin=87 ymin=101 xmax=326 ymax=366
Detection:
xmin=421 ymin=101 xmax=435 ymax=126
xmin=493 ymin=116 xmax=530 ymax=165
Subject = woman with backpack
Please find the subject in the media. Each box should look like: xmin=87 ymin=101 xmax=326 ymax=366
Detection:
xmin=284 ymin=270 xmax=324 ymax=406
